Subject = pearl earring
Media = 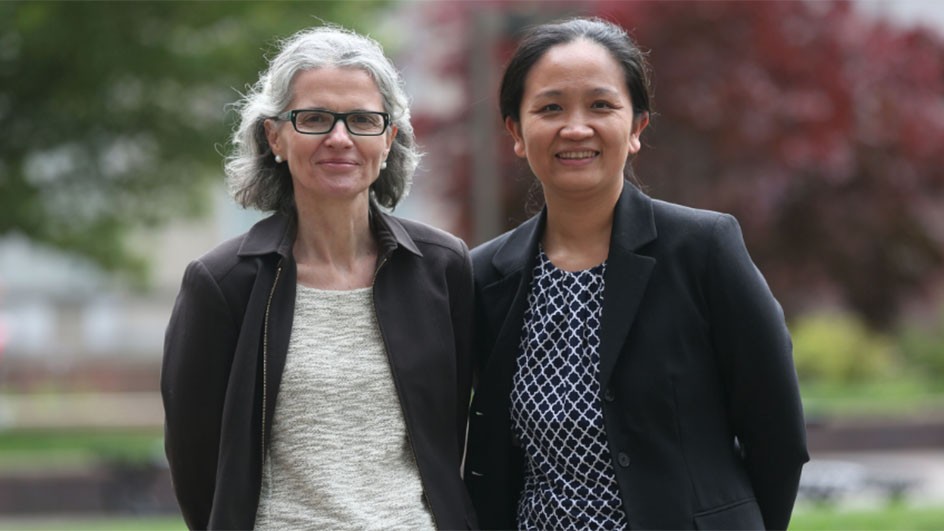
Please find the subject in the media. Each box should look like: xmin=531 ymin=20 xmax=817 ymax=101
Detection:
xmin=274 ymin=154 xmax=284 ymax=163
xmin=380 ymin=160 xmax=387 ymax=170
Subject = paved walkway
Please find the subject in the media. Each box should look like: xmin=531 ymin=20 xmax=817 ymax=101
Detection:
xmin=800 ymin=449 xmax=944 ymax=508
xmin=0 ymin=392 xmax=162 ymax=430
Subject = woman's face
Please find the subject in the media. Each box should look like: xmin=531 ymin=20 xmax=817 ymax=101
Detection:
xmin=507 ymin=39 xmax=648 ymax=200
xmin=265 ymin=67 xmax=396 ymax=206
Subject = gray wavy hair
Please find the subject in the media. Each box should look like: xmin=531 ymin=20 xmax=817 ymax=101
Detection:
xmin=224 ymin=24 xmax=419 ymax=213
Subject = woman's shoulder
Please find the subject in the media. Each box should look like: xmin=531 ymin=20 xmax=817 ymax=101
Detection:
xmin=469 ymin=229 xmax=512 ymax=263
xmin=640 ymin=197 xmax=757 ymax=281
xmin=468 ymin=213 xmax=543 ymax=285
xmin=185 ymin=233 xmax=252 ymax=285
xmin=648 ymin=197 xmax=740 ymax=244
xmin=386 ymin=214 xmax=469 ymax=258
xmin=650 ymin=197 xmax=731 ymax=228
xmin=187 ymin=212 xmax=289 ymax=283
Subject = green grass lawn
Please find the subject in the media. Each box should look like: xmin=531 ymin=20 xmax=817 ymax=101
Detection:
xmin=791 ymin=504 xmax=944 ymax=530
xmin=0 ymin=516 xmax=185 ymax=530
xmin=1 ymin=505 xmax=942 ymax=530
xmin=801 ymin=378 xmax=944 ymax=418
xmin=0 ymin=429 xmax=163 ymax=471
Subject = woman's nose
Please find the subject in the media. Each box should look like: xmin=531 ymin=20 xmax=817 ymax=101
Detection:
xmin=324 ymin=119 xmax=354 ymax=146
xmin=560 ymin=119 xmax=593 ymax=139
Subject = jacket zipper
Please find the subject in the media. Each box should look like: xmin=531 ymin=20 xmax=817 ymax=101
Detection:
xmin=261 ymin=260 xmax=283 ymax=476
xmin=372 ymin=255 xmax=440 ymax=529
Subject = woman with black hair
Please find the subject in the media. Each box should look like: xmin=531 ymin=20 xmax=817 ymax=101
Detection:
xmin=464 ymin=17 xmax=808 ymax=530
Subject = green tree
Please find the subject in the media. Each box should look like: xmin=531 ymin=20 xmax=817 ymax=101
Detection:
xmin=0 ymin=1 xmax=385 ymax=277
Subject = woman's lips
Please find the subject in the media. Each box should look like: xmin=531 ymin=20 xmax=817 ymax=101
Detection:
xmin=318 ymin=158 xmax=359 ymax=165
xmin=556 ymin=150 xmax=599 ymax=160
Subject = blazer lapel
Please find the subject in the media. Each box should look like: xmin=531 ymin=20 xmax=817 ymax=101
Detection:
xmin=478 ymin=213 xmax=544 ymax=395
xmin=598 ymin=185 xmax=658 ymax=389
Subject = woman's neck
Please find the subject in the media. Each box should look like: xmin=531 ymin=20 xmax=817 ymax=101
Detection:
xmin=292 ymin=194 xmax=378 ymax=290
xmin=542 ymin=180 xmax=622 ymax=272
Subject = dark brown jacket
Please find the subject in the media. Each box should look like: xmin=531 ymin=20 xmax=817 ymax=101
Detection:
xmin=162 ymin=209 xmax=477 ymax=529
xmin=465 ymin=184 xmax=808 ymax=530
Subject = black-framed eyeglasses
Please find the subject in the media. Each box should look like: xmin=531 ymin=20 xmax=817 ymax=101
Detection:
xmin=275 ymin=109 xmax=390 ymax=136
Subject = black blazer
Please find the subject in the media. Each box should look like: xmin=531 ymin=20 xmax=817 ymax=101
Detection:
xmin=464 ymin=184 xmax=808 ymax=530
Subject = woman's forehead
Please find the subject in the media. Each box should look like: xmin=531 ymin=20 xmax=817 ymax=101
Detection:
xmin=289 ymin=67 xmax=384 ymax=108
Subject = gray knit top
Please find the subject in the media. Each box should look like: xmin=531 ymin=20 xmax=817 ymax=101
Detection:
xmin=253 ymin=284 xmax=434 ymax=530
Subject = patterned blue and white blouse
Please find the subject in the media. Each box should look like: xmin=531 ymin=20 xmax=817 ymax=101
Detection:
xmin=510 ymin=248 xmax=628 ymax=530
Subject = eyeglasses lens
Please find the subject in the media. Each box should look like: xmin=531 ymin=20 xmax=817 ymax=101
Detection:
xmin=294 ymin=111 xmax=385 ymax=135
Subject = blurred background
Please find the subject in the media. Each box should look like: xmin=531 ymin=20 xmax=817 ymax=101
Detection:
xmin=1 ymin=0 xmax=943 ymax=529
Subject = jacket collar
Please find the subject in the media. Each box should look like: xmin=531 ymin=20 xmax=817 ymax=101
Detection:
xmin=371 ymin=207 xmax=423 ymax=258
xmin=490 ymin=181 xmax=657 ymax=275
xmin=237 ymin=211 xmax=296 ymax=258
xmin=236 ymin=204 xmax=422 ymax=259
xmin=490 ymin=210 xmax=546 ymax=277
xmin=610 ymin=181 xmax=658 ymax=254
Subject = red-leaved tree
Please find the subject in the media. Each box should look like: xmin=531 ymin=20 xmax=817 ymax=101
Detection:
xmin=609 ymin=0 xmax=944 ymax=328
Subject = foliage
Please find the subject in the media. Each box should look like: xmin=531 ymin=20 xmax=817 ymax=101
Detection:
xmin=791 ymin=311 xmax=899 ymax=384
xmin=601 ymin=0 xmax=944 ymax=329
xmin=0 ymin=1 xmax=385 ymax=277
xmin=790 ymin=311 xmax=944 ymax=416
xmin=791 ymin=307 xmax=944 ymax=415
xmin=799 ymin=378 xmax=944 ymax=418
xmin=898 ymin=304 xmax=944 ymax=385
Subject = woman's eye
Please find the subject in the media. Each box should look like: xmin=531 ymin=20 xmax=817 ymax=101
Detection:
xmin=300 ymin=113 xmax=328 ymax=124
xmin=591 ymin=101 xmax=615 ymax=109
xmin=539 ymin=103 xmax=562 ymax=112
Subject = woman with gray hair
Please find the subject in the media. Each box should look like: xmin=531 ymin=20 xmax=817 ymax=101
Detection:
xmin=162 ymin=24 xmax=477 ymax=530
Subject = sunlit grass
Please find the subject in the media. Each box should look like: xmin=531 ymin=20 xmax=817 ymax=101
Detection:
xmin=2 ymin=505 xmax=944 ymax=530
xmin=791 ymin=503 xmax=944 ymax=530
xmin=0 ymin=515 xmax=184 ymax=530
xmin=800 ymin=377 xmax=944 ymax=418
xmin=0 ymin=429 xmax=163 ymax=471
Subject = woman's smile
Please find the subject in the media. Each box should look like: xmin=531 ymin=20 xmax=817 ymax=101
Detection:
xmin=317 ymin=157 xmax=360 ymax=170
xmin=556 ymin=149 xmax=600 ymax=165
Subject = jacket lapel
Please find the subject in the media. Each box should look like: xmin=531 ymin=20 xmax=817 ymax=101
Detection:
xmin=478 ymin=213 xmax=544 ymax=391
xmin=598 ymin=185 xmax=657 ymax=389
xmin=479 ymin=185 xmax=657 ymax=392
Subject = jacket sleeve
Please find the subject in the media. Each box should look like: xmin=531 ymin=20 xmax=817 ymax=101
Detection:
xmin=161 ymin=259 xmax=238 ymax=529
xmin=705 ymin=214 xmax=809 ymax=530
xmin=450 ymin=239 xmax=476 ymax=458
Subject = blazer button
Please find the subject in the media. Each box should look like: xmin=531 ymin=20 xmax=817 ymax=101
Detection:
xmin=617 ymin=452 xmax=631 ymax=467
xmin=603 ymin=387 xmax=616 ymax=402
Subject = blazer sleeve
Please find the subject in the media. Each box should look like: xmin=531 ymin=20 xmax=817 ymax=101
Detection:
xmin=449 ymin=240 xmax=476 ymax=457
xmin=161 ymin=259 xmax=238 ymax=530
xmin=705 ymin=214 xmax=809 ymax=530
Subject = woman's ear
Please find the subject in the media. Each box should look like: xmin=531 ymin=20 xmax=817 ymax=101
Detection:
xmin=264 ymin=118 xmax=281 ymax=156
xmin=385 ymin=124 xmax=398 ymax=152
xmin=505 ymin=117 xmax=527 ymax=159
xmin=627 ymin=111 xmax=650 ymax=155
